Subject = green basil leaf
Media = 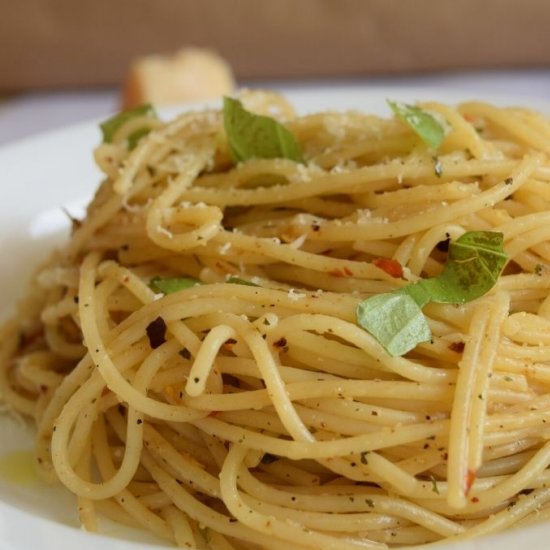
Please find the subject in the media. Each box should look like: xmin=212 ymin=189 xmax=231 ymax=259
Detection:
xmin=150 ymin=276 xmax=202 ymax=295
xmin=356 ymin=293 xmax=432 ymax=357
xmin=356 ymin=231 xmax=507 ymax=356
xmin=100 ymin=103 xmax=157 ymax=144
xmin=418 ymin=231 xmax=507 ymax=304
xmin=388 ymin=100 xmax=446 ymax=150
xmin=226 ymin=276 xmax=260 ymax=287
xmin=223 ymin=97 xmax=304 ymax=163
xmin=127 ymin=127 xmax=152 ymax=151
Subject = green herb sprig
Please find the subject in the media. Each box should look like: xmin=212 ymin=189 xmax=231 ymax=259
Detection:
xmin=388 ymin=100 xmax=447 ymax=150
xmin=356 ymin=231 xmax=507 ymax=356
xmin=223 ymin=97 xmax=304 ymax=163
xmin=100 ymin=103 xmax=158 ymax=150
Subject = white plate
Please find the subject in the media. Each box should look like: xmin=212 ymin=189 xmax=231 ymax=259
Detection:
xmin=1 ymin=86 xmax=550 ymax=550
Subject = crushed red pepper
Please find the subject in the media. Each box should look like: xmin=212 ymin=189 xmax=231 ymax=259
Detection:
xmin=373 ymin=257 xmax=404 ymax=279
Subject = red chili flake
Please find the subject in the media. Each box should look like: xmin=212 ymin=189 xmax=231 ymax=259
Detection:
xmin=146 ymin=316 xmax=167 ymax=349
xmin=373 ymin=257 xmax=403 ymax=279
xmin=273 ymin=337 xmax=288 ymax=348
xmin=465 ymin=469 xmax=476 ymax=495
xmin=449 ymin=341 xmax=466 ymax=353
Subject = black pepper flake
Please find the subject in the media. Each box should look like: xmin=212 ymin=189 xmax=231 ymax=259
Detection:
xmin=146 ymin=316 xmax=167 ymax=349
xmin=360 ymin=451 xmax=369 ymax=465
xmin=273 ymin=337 xmax=287 ymax=348
xmin=504 ymin=177 xmax=514 ymax=185
xmin=137 ymin=419 xmax=143 ymax=425
xmin=73 ymin=296 xmax=79 ymax=304
xmin=179 ymin=348 xmax=191 ymax=360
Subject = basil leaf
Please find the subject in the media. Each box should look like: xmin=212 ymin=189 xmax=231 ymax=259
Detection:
xmin=127 ymin=127 xmax=152 ymax=151
xmin=356 ymin=293 xmax=432 ymax=357
xmin=223 ymin=97 xmax=304 ymax=163
xmin=100 ymin=103 xmax=157 ymax=144
xmin=418 ymin=231 xmax=507 ymax=304
xmin=356 ymin=231 xmax=507 ymax=356
xmin=226 ymin=276 xmax=260 ymax=287
xmin=388 ymin=100 xmax=446 ymax=150
xmin=150 ymin=276 xmax=202 ymax=295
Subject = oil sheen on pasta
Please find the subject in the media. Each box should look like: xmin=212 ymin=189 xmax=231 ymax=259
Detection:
xmin=2 ymin=91 xmax=550 ymax=548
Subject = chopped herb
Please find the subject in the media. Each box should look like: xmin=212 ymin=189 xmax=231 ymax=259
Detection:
xmin=429 ymin=475 xmax=440 ymax=494
xmin=146 ymin=316 xmax=167 ymax=349
xmin=365 ymin=498 xmax=375 ymax=508
xmin=100 ymin=103 xmax=158 ymax=149
xmin=150 ymin=276 xmax=202 ymax=294
xmin=356 ymin=231 xmax=507 ymax=356
xmin=535 ymin=264 xmax=545 ymax=276
xmin=504 ymin=375 xmax=513 ymax=382
xmin=504 ymin=177 xmax=514 ymax=185
xmin=388 ymin=100 xmax=447 ymax=150
xmin=223 ymin=97 xmax=304 ymax=163
xmin=227 ymin=276 xmax=260 ymax=287
xmin=360 ymin=451 xmax=370 ymax=465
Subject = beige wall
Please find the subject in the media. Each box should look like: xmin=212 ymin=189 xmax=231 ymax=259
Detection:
xmin=2 ymin=0 xmax=550 ymax=91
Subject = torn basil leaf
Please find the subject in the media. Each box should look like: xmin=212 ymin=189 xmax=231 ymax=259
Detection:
xmin=356 ymin=231 xmax=507 ymax=356
xmin=388 ymin=100 xmax=446 ymax=150
xmin=418 ymin=231 xmax=507 ymax=304
xmin=223 ymin=97 xmax=304 ymax=163
xmin=100 ymin=103 xmax=158 ymax=147
xmin=149 ymin=276 xmax=202 ymax=295
xmin=356 ymin=293 xmax=432 ymax=357
xmin=226 ymin=276 xmax=260 ymax=287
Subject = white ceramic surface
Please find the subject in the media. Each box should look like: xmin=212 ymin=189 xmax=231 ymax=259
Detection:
xmin=1 ymin=86 xmax=549 ymax=550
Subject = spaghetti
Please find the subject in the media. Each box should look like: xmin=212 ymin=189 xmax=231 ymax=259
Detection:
xmin=2 ymin=90 xmax=550 ymax=548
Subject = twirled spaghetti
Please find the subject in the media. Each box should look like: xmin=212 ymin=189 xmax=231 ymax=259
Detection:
xmin=3 ymin=90 xmax=550 ymax=548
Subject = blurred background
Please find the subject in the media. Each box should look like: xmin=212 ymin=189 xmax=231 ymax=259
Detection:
xmin=2 ymin=0 xmax=550 ymax=144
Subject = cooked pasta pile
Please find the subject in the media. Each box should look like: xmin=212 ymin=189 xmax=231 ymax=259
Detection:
xmin=3 ymin=90 xmax=550 ymax=549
